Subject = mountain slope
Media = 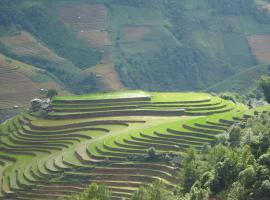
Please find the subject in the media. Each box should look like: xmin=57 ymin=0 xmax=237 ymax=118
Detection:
xmin=207 ymin=64 xmax=270 ymax=94
xmin=0 ymin=91 xmax=253 ymax=199
xmin=0 ymin=0 xmax=270 ymax=94
xmin=0 ymin=53 xmax=65 ymax=123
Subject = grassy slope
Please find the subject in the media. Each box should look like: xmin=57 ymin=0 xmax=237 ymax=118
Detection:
xmin=2 ymin=91 xmax=269 ymax=200
xmin=0 ymin=91 xmax=262 ymax=198
xmin=207 ymin=64 xmax=270 ymax=94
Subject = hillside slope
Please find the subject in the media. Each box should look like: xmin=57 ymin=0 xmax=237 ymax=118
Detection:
xmin=207 ymin=64 xmax=270 ymax=94
xmin=1 ymin=0 xmax=270 ymax=125
xmin=0 ymin=91 xmax=259 ymax=200
xmin=1 ymin=0 xmax=270 ymax=94
xmin=0 ymin=53 xmax=66 ymax=121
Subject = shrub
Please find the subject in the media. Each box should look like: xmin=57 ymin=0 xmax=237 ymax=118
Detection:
xmin=47 ymin=89 xmax=58 ymax=99
xmin=131 ymin=180 xmax=174 ymax=200
xmin=147 ymin=147 xmax=157 ymax=159
xmin=57 ymin=183 xmax=111 ymax=200
xmin=228 ymin=126 xmax=242 ymax=147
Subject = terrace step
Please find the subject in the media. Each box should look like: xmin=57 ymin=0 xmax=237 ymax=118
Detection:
xmin=0 ymin=92 xmax=249 ymax=199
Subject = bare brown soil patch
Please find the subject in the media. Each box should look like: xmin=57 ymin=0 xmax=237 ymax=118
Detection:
xmin=59 ymin=4 xmax=111 ymax=48
xmin=77 ymin=30 xmax=111 ymax=47
xmin=81 ymin=64 xmax=126 ymax=91
xmin=247 ymin=35 xmax=270 ymax=63
xmin=122 ymin=26 xmax=152 ymax=43
xmin=0 ymin=55 xmax=62 ymax=109
xmin=101 ymin=52 xmax=113 ymax=64
xmin=59 ymin=4 xmax=107 ymax=31
xmin=1 ymin=31 xmax=62 ymax=61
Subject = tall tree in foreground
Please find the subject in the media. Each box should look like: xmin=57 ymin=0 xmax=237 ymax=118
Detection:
xmin=176 ymin=112 xmax=270 ymax=200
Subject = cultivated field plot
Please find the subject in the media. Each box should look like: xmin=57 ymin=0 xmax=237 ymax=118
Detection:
xmin=79 ymin=64 xmax=126 ymax=91
xmin=59 ymin=4 xmax=108 ymax=31
xmin=59 ymin=4 xmax=111 ymax=47
xmin=0 ymin=54 xmax=62 ymax=109
xmin=122 ymin=26 xmax=152 ymax=43
xmin=0 ymin=31 xmax=63 ymax=61
xmin=109 ymin=5 xmax=177 ymax=53
xmin=78 ymin=30 xmax=112 ymax=47
xmin=0 ymin=91 xmax=267 ymax=200
xmin=247 ymin=35 xmax=270 ymax=63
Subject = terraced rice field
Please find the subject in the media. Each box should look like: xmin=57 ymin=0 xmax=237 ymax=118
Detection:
xmin=0 ymin=31 xmax=64 ymax=62
xmin=247 ymin=35 xmax=270 ymax=63
xmin=59 ymin=4 xmax=108 ymax=31
xmin=0 ymin=54 xmax=63 ymax=109
xmin=59 ymin=4 xmax=111 ymax=48
xmin=0 ymin=91 xmax=267 ymax=200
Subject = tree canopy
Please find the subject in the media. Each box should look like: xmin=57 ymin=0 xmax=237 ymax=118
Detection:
xmin=259 ymin=76 xmax=270 ymax=103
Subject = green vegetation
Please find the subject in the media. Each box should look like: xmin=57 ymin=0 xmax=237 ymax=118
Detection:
xmin=114 ymin=0 xmax=269 ymax=91
xmin=207 ymin=64 xmax=270 ymax=94
xmin=1 ymin=0 xmax=270 ymax=198
xmin=259 ymin=76 xmax=270 ymax=103
xmin=54 ymin=90 xmax=150 ymax=101
xmin=58 ymin=183 xmax=111 ymax=200
xmin=47 ymin=89 xmax=58 ymax=99
xmin=0 ymin=91 xmax=269 ymax=199
xmin=131 ymin=180 xmax=174 ymax=200
xmin=176 ymin=111 xmax=270 ymax=200
xmin=1 ymin=0 xmax=270 ymax=94
xmin=0 ymin=0 xmax=102 ymax=69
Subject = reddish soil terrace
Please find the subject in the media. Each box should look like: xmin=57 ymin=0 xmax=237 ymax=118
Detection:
xmin=247 ymin=35 xmax=270 ymax=63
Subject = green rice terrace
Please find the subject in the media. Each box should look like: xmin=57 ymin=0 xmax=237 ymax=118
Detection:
xmin=0 ymin=91 xmax=269 ymax=200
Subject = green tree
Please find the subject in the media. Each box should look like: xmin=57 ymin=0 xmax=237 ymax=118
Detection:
xmin=259 ymin=76 xmax=270 ymax=103
xmin=189 ymin=183 xmax=210 ymax=200
xmin=46 ymin=89 xmax=58 ymax=99
xmin=176 ymin=112 xmax=270 ymax=199
xmin=131 ymin=186 xmax=150 ymax=200
xmin=58 ymin=183 xmax=111 ymax=200
xmin=227 ymin=182 xmax=246 ymax=200
xmin=228 ymin=126 xmax=242 ymax=147
xmin=131 ymin=180 xmax=174 ymax=200
xmin=260 ymin=180 xmax=270 ymax=197
xmin=213 ymin=151 xmax=243 ymax=192
xmin=240 ymin=145 xmax=255 ymax=168
xmin=258 ymin=152 xmax=270 ymax=167
xmin=239 ymin=166 xmax=256 ymax=187
xmin=147 ymin=146 xmax=157 ymax=159
xmin=180 ymin=148 xmax=201 ymax=192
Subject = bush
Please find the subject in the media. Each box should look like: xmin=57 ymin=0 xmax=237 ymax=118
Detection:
xmin=147 ymin=147 xmax=157 ymax=159
xmin=228 ymin=126 xmax=242 ymax=147
xmin=57 ymin=183 xmax=111 ymax=200
xmin=47 ymin=89 xmax=58 ymax=99
xmin=131 ymin=180 xmax=174 ymax=200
